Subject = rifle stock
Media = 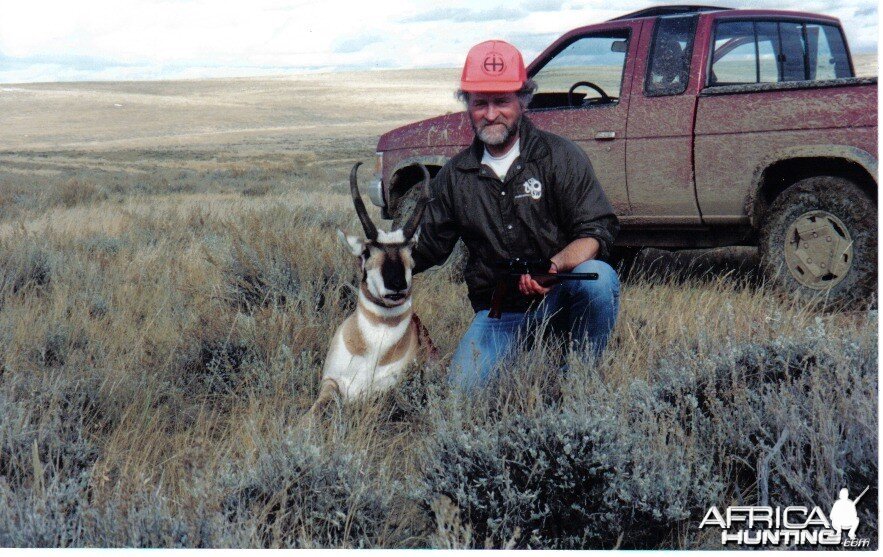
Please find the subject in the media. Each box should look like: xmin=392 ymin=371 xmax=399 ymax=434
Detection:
xmin=489 ymin=277 xmax=508 ymax=319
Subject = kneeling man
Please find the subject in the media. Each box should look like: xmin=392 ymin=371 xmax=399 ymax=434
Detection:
xmin=413 ymin=40 xmax=621 ymax=391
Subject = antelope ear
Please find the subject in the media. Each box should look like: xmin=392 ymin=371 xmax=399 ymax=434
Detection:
xmin=337 ymin=229 xmax=365 ymax=256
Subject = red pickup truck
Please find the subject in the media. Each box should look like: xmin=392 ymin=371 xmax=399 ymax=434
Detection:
xmin=369 ymin=5 xmax=877 ymax=304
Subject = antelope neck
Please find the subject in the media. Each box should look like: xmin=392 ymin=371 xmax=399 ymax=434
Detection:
xmin=358 ymin=287 xmax=412 ymax=323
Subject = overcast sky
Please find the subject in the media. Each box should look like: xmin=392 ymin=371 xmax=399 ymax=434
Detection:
xmin=0 ymin=0 xmax=877 ymax=83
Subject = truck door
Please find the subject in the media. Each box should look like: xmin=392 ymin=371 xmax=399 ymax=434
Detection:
xmin=694 ymin=18 xmax=862 ymax=220
xmin=624 ymin=15 xmax=702 ymax=225
xmin=526 ymin=21 xmax=641 ymax=217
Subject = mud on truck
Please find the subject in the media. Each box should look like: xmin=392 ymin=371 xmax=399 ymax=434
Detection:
xmin=368 ymin=5 xmax=877 ymax=305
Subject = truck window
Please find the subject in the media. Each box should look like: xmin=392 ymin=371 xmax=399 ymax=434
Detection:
xmin=806 ymin=23 xmax=852 ymax=79
xmin=778 ymin=22 xmax=807 ymax=81
xmin=756 ymin=22 xmax=779 ymax=83
xmin=709 ymin=21 xmax=756 ymax=85
xmin=709 ymin=20 xmax=854 ymax=87
xmin=645 ymin=15 xmax=698 ymax=96
xmin=529 ymin=31 xmax=629 ymax=110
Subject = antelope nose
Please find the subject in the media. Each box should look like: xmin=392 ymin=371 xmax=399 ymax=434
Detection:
xmin=381 ymin=260 xmax=409 ymax=293
xmin=387 ymin=279 xmax=408 ymax=293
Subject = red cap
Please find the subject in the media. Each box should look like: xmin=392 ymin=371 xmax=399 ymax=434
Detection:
xmin=460 ymin=40 xmax=527 ymax=93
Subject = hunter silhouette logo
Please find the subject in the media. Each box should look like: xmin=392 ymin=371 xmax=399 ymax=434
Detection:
xmin=482 ymin=53 xmax=505 ymax=75
xmin=514 ymin=178 xmax=542 ymax=200
xmin=830 ymin=487 xmax=868 ymax=540
xmin=699 ymin=485 xmax=871 ymax=547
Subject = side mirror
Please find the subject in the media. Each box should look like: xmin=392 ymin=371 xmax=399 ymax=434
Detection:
xmin=610 ymin=40 xmax=627 ymax=53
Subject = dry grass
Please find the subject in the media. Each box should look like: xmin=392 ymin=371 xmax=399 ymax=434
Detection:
xmin=0 ymin=67 xmax=877 ymax=548
xmin=0 ymin=173 xmax=875 ymax=547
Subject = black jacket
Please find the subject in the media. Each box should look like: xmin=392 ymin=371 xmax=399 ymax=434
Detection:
xmin=413 ymin=115 xmax=619 ymax=313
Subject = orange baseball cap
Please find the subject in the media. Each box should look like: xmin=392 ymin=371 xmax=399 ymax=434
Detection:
xmin=460 ymin=40 xmax=527 ymax=93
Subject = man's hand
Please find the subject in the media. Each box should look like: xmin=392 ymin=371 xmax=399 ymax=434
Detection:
xmin=516 ymin=236 xmax=599 ymax=297
xmin=518 ymin=261 xmax=558 ymax=296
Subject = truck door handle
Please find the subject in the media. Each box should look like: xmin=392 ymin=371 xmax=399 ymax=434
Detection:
xmin=595 ymin=131 xmax=616 ymax=140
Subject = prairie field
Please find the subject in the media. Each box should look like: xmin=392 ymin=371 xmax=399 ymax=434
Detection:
xmin=0 ymin=60 xmax=877 ymax=548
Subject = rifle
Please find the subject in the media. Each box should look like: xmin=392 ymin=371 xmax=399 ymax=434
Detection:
xmin=488 ymin=258 xmax=599 ymax=319
xmin=852 ymin=485 xmax=870 ymax=505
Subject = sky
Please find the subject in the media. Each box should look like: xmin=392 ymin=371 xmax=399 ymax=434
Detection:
xmin=0 ymin=0 xmax=877 ymax=83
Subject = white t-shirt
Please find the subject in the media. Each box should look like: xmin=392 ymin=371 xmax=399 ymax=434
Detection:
xmin=481 ymin=140 xmax=520 ymax=181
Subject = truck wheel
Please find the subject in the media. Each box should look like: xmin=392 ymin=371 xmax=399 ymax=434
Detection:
xmin=608 ymin=247 xmax=641 ymax=277
xmin=759 ymin=176 xmax=876 ymax=306
xmin=391 ymin=183 xmax=467 ymax=281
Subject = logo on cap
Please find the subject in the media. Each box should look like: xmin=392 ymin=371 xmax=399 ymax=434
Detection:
xmin=482 ymin=53 xmax=505 ymax=75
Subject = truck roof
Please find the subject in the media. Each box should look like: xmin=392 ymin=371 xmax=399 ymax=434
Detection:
xmin=608 ymin=5 xmax=731 ymax=21
xmin=607 ymin=5 xmax=840 ymax=24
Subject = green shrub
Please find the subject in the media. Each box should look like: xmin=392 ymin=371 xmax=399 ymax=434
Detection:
xmin=0 ymin=241 xmax=54 ymax=304
xmin=418 ymin=408 xmax=618 ymax=548
xmin=0 ymin=475 xmax=221 ymax=547
xmin=417 ymin=325 xmax=877 ymax=549
xmin=223 ymin=435 xmax=398 ymax=548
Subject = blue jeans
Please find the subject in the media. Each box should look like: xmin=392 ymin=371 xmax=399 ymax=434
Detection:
xmin=449 ymin=259 xmax=620 ymax=392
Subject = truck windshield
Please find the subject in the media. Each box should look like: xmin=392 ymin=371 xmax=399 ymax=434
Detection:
xmin=529 ymin=30 xmax=629 ymax=110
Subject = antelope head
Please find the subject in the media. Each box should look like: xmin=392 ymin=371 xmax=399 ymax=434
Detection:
xmin=338 ymin=162 xmax=430 ymax=307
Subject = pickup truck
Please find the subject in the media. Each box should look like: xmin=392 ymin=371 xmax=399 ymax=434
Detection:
xmin=369 ymin=5 xmax=877 ymax=304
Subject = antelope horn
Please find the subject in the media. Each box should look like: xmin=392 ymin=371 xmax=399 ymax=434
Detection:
xmin=349 ymin=162 xmax=377 ymax=240
xmin=402 ymin=164 xmax=431 ymax=240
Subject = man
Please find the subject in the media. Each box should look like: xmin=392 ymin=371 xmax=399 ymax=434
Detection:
xmin=412 ymin=40 xmax=620 ymax=391
xmin=830 ymin=488 xmax=861 ymax=540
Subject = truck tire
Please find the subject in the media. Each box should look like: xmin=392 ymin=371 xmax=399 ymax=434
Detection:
xmin=391 ymin=181 xmax=425 ymax=230
xmin=391 ymin=183 xmax=467 ymax=281
xmin=759 ymin=176 xmax=876 ymax=306
xmin=608 ymin=247 xmax=641 ymax=277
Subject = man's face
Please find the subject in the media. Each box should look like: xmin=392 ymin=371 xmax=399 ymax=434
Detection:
xmin=466 ymin=92 xmax=522 ymax=147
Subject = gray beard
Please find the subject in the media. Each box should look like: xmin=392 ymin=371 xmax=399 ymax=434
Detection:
xmin=473 ymin=116 xmax=520 ymax=146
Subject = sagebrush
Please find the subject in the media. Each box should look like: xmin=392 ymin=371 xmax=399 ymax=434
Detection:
xmin=0 ymin=147 xmax=876 ymax=548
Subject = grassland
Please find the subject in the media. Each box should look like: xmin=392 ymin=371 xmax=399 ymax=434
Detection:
xmin=0 ymin=61 xmax=877 ymax=548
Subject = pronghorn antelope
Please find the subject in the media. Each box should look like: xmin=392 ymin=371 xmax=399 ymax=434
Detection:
xmin=309 ymin=162 xmax=432 ymax=415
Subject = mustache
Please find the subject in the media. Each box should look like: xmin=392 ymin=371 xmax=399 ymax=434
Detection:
xmin=477 ymin=118 xmax=510 ymax=129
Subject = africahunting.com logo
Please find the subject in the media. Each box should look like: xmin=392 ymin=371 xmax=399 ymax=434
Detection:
xmin=699 ymin=486 xmax=871 ymax=548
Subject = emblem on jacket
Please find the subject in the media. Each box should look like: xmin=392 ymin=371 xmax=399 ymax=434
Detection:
xmin=515 ymin=178 xmax=542 ymax=200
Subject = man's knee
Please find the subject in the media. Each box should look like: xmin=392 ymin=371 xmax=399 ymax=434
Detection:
xmin=564 ymin=259 xmax=620 ymax=300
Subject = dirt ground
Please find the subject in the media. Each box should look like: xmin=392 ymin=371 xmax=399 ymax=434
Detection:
xmin=0 ymin=68 xmax=462 ymax=153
